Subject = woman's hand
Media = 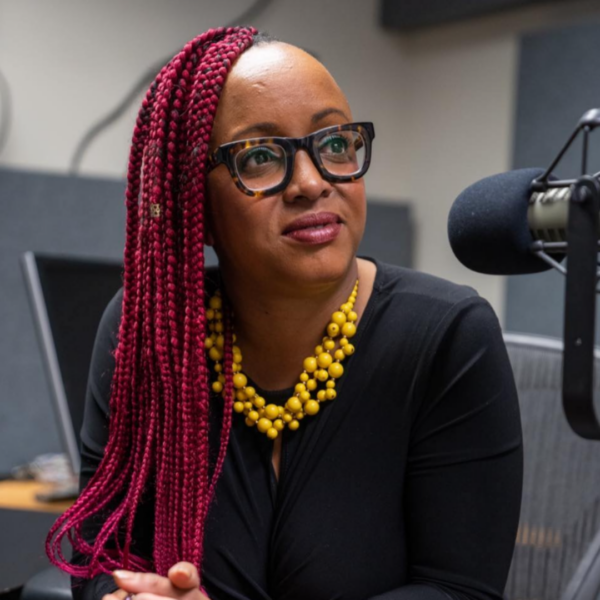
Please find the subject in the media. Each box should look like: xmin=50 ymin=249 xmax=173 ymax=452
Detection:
xmin=101 ymin=562 xmax=210 ymax=600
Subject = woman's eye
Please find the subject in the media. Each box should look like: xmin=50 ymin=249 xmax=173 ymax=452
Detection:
xmin=238 ymin=146 xmax=283 ymax=172
xmin=320 ymin=135 xmax=350 ymax=155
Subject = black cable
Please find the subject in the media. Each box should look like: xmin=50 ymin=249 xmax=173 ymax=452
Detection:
xmin=69 ymin=0 xmax=274 ymax=174
xmin=0 ymin=67 xmax=12 ymax=158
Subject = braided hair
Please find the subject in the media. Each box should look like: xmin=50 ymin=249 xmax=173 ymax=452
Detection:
xmin=47 ymin=26 xmax=276 ymax=578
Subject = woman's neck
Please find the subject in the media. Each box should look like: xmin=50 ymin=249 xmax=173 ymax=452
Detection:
xmin=217 ymin=258 xmax=375 ymax=391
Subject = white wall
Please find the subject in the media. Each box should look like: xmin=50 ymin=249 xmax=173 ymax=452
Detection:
xmin=3 ymin=0 xmax=600 ymax=320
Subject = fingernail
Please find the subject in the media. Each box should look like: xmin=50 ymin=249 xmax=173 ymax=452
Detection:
xmin=175 ymin=567 xmax=192 ymax=578
xmin=113 ymin=569 xmax=134 ymax=580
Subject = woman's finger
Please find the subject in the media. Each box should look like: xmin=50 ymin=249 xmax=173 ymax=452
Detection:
xmin=101 ymin=591 xmax=129 ymax=600
xmin=167 ymin=561 xmax=200 ymax=590
xmin=112 ymin=570 xmax=175 ymax=596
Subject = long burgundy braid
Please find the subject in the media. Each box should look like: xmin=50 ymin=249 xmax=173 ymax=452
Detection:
xmin=46 ymin=26 xmax=258 ymax=577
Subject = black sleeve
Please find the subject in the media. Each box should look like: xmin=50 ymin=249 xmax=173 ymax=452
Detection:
xmin=71 ymin=289 xmax=154 ymax=600
xmin=370 ymin=298 xmax=523 ymax=600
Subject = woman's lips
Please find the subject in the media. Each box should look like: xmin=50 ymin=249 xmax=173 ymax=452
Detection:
xmin=283 ymin=212 xmax=342 ymax=245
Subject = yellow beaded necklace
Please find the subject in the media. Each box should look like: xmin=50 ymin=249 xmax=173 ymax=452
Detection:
xmin=204 ymin=280 xmax=359 ymax=440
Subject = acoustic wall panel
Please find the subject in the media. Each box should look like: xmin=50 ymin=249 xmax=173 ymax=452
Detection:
xmin=381 ymin=0 xmax=569 ymax=31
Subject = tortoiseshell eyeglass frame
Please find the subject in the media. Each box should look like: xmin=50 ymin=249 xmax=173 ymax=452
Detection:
xmin=207 ymin=122 xmax=375 ymax=198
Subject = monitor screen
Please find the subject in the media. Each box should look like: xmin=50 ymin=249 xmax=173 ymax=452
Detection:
xmin=23 ymin=253 xmax=123 ymax=474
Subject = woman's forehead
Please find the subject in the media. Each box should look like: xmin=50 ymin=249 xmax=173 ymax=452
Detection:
xmin=212 ymin=43 xmax=351 ymax=142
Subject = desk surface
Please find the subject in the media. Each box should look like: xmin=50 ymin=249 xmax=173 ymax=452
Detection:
xmin=0 ymin=481 xmax=73 ymax=594
xmin=0 ymin=480 xmax=73 ymax=513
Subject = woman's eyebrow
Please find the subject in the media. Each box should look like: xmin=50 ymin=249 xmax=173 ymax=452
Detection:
xmin=230 ymin=122 xmax=279 ymax=140
xmin=312 ymin=108 xmax=350 ymax=123
xmin=229 ymin=108 xmax=350 ymax=142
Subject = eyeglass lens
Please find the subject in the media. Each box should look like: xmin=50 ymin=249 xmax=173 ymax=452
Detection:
xmin=234 ymin=130 xmax=367 ymax=192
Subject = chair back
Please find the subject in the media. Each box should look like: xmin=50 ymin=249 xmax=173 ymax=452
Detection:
xmin=503 ymin=333 xmax=600 ymax=600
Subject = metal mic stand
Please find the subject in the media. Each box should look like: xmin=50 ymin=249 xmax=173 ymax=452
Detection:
xmin=530 ymin=109 xmax=600 ymax=439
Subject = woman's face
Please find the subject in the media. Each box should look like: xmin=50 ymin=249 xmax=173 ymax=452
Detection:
xmin=207 ymin=42 xmax=367 ymax=292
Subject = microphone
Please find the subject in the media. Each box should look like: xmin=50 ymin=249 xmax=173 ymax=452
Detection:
xmin=447 ymin=109 xmax=600 ymax=440
xmin=447 ymin=168 xmax=568 ymax=275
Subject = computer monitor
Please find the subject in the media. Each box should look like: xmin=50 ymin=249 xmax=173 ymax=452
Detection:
xmin=21 ymin=252 xmax=123 ymax=477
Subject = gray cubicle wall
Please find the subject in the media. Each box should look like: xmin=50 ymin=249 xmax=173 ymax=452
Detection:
xmin=505 ymin=21 xmax=600 ymax=339
xmin=0 ymin=167 xmax=412 ymax=475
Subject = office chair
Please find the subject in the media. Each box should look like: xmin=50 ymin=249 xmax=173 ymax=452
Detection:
xmin=503 ymin=333 xmax=600 ymax=600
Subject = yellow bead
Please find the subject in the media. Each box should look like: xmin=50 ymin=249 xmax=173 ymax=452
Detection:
xmin=324 ymin=339 xmax=336 ymax=351
xmin=283 ymin=413 xmax=293 ymax=423
xmin=332 ymin=311 xmax=347 ymax=326
xmin=233 ymin=373 xmax=247 ymax=389
xmin=303 ymin=357 xmax=317 ymax=373
xmin=265 ymin=404 xmax=279 ymax=420
xmin=274 ymin=419 xmax=284 ymax=431
xmin=348 ymin=310 xmax=358 ymax=322
xmin=212 ymin=381 xmax=223 ymax=393
xmin=209 ymin=347 xmax=222 ymax=361
xmin=248 ymin=411 xmax=259 ymax=422
xmin=295 ymin=412 xmax=305 ymax=420
xmin=300 ymin=390 xmax=311 ymax=402
xmin=328 ymin=362 xmax=344 ymax=379
xmin=327 ymin=323 xmax=340 ymax=338
xmin=244 ymin=402 xmax=252 ymax=410
xmin=218 ymin=374 xmax=225 ymax=384
xmin=286 ymin=397 xmax=302 ymax=413
xmin=278 ymin=406 xmax=285 ymax=415
xmin=216 ymin=335 xmax=225 ymax=349
xmin=209 ymin=296 xmax=222 ymax=310
xmin=215 ymin=311 xmax=223 ymax=321
xmin=340 ymin=338 xmax=348 ymax=346
xmin=214 ymin=363 xmax=223 ymax=373
xmin=326 ymin=388 xmax=337 ymax=400
xmin=300 ymin=372 xmax=309 ymax=382
xmin=341 ymin=302 xmax=352 ymax=314
xmin=341 ymin=322 xmax=356 ymax=338
xmin=314 ymin=345 xmax=324 ymax=355
xmin=236 ymin=390 xmax=247 ymax=401
xmin=307 ymin=379 xmax=317 ymax=391
xmin=334 ymin=349 xmax=345 ymax=361
xmin=233 ymin=352 xmax=243 ymax=364
xmin=343 ymin=343 xmax=355 ymax=356
xmin=232 ymin=363 xmax=241 ymax=372
xmin=215 ymin=322 xmax=224 ymax=333
xmin=258 ymin=409 xmax=265 ymax=418
xmin=289 ymin=420 xmax=300 ymax=431
xmin=245 ymin=386 xmax=256 ymax=398
xmin=204 ymin=337 xmax=214 ymax=349
xmin=304 ymin=400 xmax=320 ymax=416
xmin=253 ymin=396 xmax=265 ymax=408
xmin=245 ymin=417 xmax=255 ymax=427
xmin=257 ymin=418 xmax=272 ymax=433
xmin=206 ymin=308 xmax=215 ymax=320
xmin=267 ymin=428 xmax=278 ymax=440
xmin=317 ymin=352 xmax=333 ymax=368
xmin=317 ymin=390 xmax=326 ymax=401
xmin=295 ymin=383 xmax=306 ymax=394
xmin=316 ymin=369 xmax=329 ymax=382
xmin=326 ymin=380 xmax=336 ymax=389
xmin=233 ymin=401 xmax=245 ymax=413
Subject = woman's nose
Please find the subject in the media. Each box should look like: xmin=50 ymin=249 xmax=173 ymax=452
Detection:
xmin=282 ymin=149 xmax=333 ymax=203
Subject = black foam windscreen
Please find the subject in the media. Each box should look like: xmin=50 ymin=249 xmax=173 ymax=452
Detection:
xmin=448 ymin=168 xmax=552 ymax=275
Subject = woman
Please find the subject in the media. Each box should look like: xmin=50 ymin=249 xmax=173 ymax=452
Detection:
xmin=47 ymin=27 xmax=523 ymax=600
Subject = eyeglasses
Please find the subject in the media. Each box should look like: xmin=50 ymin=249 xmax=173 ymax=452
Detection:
xmin=207 ymin=122 xmax=375 ymax=197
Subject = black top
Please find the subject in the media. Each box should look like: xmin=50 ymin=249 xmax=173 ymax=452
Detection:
xmin=72 ymin=260 xmax=523 ymax=600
